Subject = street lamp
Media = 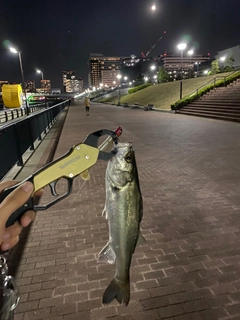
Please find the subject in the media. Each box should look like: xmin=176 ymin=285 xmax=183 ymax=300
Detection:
xmin=177 ymin=43 xmax=186 ymax=99
xmin=150 ymin=65 xmax=156 ymax=81
xmin=187 ymin=50 xmax=193 ymax=78
xmin=195 ymin=62 xmax=200 ymax=76
xmin=116 ymin=74 xmax=122 ymax=105
xmin=9 ymin=47 xmax=29 ymax=114
xmin=37 ymin=69 xmax=44 ymax=94
xmin=36 ymin=69 xmax=44 ymax=80
xmin=220 ymin=56 xmax=226 ymax=72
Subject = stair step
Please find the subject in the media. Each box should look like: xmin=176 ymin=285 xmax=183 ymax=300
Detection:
xmin=178 ymin=109 xmax=240 ymax=118
xmin=183 ymin=107 xmax=240 ymax=114
xmin=191 ymin=102 xmax=240 ymax=106
xmin=177 ymin=111 xmax=240 ymax=122
xmin=185 ymin=105 xmax=240 ymax=111
xmin=182 ymin=76 xmax=240 ymax=122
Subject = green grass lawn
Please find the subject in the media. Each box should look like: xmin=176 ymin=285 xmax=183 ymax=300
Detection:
xmin=98 ymin=72 xmax=233 ymax=110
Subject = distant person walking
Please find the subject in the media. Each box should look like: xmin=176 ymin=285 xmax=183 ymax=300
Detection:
xmin=84 ymin=96 xmax=90 ymax=116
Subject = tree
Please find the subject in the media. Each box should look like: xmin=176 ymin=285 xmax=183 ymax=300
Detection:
xmin=157 ymin=67 xmax=169 ymax=83
xmin=209 ymin=59 xmax=220 ymax=75
xmin=225 ymin=56 xmax=235 ymax=71
xmin=135 ymin=74 xmax=144 ymax=86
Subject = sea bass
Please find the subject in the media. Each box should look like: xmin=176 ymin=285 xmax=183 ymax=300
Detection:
xmin=98 ymin=142 xmax=144 ymax=306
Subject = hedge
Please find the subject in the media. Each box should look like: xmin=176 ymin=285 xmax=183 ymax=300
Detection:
xmin=128 ymin=83 xmax=152 ymax=94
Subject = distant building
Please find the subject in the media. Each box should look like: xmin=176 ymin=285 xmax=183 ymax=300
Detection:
xmin=51 ymin=88 xmax=61 ymax=94
xmin=160 ymin=52 xmax=211 ymax=79
xmin=216 ymin=44 xmax=240 ymax=68
xmin=41 ymin=80 xmax=51 ymax=93
xmin=26 ymin=80 xmax=36 ymax=92
xmin=64 ymin=78 xmax=83 ymax=93
xmin=62 ymin=70 xmax=75 ymax=93
xmin=88 ymin=54 xmax=128 ymax=88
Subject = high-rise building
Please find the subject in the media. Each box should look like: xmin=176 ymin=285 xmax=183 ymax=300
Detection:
xmin=26 ymin=80 xmax=36 ymax=92
xmin=62 ymin=70 xmax=76 ymax=92
xmin=88 ymin=54 xmax=128 ymax=88
xmin=41 ymin=80 xmax=51 ymax=93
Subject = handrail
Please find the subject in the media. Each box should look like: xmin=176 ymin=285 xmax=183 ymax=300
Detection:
xmin=0 ymin=100 xmax=68 ymax=180
xmin=185 ymin=67 xmax=240 ymax=99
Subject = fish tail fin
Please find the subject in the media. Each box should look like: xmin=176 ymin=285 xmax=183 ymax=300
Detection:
xmin=102 ymin=278 xmax=130 ymax=306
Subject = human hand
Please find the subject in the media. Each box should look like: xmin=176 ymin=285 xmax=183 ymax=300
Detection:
xmin=0 ymin=180 xmax=42 ymax=251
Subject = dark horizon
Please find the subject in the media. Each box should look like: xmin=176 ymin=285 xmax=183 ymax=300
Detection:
xmin=0 ymin=0 xmax=239 ymax=89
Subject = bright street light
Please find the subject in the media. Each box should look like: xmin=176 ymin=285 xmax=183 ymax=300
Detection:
xmin=151 ymin=65 xmax=156 ymax=71
xmin=219 ymin=56 xmax=226 ymax=72
xmin=36 ymin=69 xmax=44 ymax=80
xmin=9 ymin=47 xmax=18 ymax=54
xmin=177 ymin=43 xmax=187 ymax=51
xmin=9 ymin=46 xmax=29 ymax=114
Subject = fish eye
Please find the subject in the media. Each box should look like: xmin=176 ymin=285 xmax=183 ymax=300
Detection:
xmin=125 ymin=153 xmax=132 ymax=163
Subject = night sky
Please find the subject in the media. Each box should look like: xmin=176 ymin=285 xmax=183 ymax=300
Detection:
xmin=0 ymin=0 xmax=239 ymax=89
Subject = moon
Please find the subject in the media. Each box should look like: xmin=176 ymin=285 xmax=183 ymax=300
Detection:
xmin=151 ymin=4 xmax=156 ymax=11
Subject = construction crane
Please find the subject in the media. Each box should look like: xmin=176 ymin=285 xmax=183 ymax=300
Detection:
xmin=141 ymin=31 xmax=167 ymax=59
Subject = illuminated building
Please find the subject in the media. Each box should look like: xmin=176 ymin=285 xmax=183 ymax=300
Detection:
xmin=160 ymin=52 xmax=211 ymax=78
xmin=62 ymin=70 xmax=75 ymax=92
xmin=88 ymin=54 xmax=128 ymax=88
xmin=41 ymin=80 xmax=51 ymax=93
xmin=26 ymin=80 xmax=36 ymax=92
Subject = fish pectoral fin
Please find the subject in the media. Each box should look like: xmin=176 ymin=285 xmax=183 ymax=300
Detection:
xmin=80 ymin=170 xmax=90 ymax=180
xmin=98 ymin=243 xmax=116 ymax=264
xmin=101 ymin=204 xmax=108 ymax=219
xmin=136 ymin=231 xmax=147 ymax=247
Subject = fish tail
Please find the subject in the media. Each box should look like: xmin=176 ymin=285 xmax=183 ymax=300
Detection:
xmin=102 ymin=278 xmax=130 ymax=306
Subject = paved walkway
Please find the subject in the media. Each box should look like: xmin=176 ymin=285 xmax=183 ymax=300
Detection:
xmin=11 ymin=101 xmax=240 ymax=319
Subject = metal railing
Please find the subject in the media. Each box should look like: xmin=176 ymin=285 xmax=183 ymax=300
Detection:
xmin=187 ymin=68 xmax=240 ymax=99
xmin=0 ymin=103 xmax=54 ymax=124
xmin=0 ymin=100 xmax=68 ymax=180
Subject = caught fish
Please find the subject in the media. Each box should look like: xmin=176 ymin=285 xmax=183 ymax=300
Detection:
xmin=98 ymin=142 xmax=144 ymax=306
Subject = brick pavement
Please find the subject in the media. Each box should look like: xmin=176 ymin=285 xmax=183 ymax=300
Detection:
xmin=11 ymin=102 xmax=240 ymax=319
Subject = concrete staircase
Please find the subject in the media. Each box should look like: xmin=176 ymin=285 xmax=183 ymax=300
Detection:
xmin=177 ymin=78 xmax=240 ymax=122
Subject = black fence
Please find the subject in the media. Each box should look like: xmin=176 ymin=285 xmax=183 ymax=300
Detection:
xmin=0 ymin=100 xmax=68 ymax=180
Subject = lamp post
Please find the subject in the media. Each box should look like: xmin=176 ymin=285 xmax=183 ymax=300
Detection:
xmin=37 ymin=69 xmax=44 ymax=94
xmin=36 ymin=69 xmax=44 ymax=81
xmin=177 ymin=43 xmax=186 ymax=99
xmin=150 ymin=65 xmax=156 ymax=82
xmin=187 ymin=50 xmax=193 ymax=78
xmin=195 ymin=62 xmax=200 ymax=76
xmin=116 ymin=74 xmax=122 ymax=105
xmin=9 ymin=47 xmax=29 ymax=115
